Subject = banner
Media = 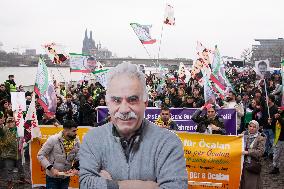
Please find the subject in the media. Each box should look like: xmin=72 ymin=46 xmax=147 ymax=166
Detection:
xmin=42 ymin=42 xmax=69 ymax=65
xmin=11 ymin=92 xmax=26 ymax=111
xmin=97 ymin=107 xmax=237 ymax=135
xmin=177 ymin=133 xmax=243 ymax=189
xmin=69 ymin=53 xmax=90 ymax=73
xmin=255 ymin=59 xmax=270 ymax=78
xmin=30 ymin=125 xmax=91 ymax=188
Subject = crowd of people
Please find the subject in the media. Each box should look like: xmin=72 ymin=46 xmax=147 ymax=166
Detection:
xmin=0 ymin=62 xmax=283 ymax=188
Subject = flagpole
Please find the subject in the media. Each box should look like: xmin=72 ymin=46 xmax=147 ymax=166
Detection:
xmin=141 ymin=43 xmax=152 ymax=59
xmin=263 ymin=78 xmax=271 ymax=118
xmin=157 ymin=24 xmax=164 ymax=66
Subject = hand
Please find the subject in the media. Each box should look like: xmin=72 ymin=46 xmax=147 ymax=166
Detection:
xmin=99 ymin=170 xmax=112 ymax=180
xmin=210 ymin=124 xmax=220 ymax=131
xmin=65 ymin=169 xmax=79 ymax=176
xmin=268 ymin=118 xmax=272 ymax=125
xmin=51 ymin=167 xmax=59 ymax=176
xmin=118 ymin=180 xmax=158 ymax=189
xmin=54 ymin=122 xmax=60 ymax=127
xmin=242 ymin=151 xmax=249 ymax=155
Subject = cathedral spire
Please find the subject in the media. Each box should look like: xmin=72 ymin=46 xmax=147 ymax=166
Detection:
xmin=90 ymin=30 xmax=93 ymax=40
xmin=84 ymin=29 xmax=88 ymax=39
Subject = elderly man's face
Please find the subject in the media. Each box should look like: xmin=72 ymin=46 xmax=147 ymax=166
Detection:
xmin=106 ymin=74 xmax=147 ymax=138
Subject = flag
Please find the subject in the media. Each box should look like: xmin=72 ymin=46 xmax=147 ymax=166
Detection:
xmin=178 ymin=62 xmax=191 ymax=83
xmin=274 ymin=120 xmax=282 ymax=146
xmin=69 ymin=53 xmax=91 ymax=73
xmin=15 ymin=107 xmax=25 ymax=137
xmin=130 ymin=23 xmax=156 ymax=44
xmin=43 ymin=42 xmax=69 ymax=65
xmin=25 ymin=93 xmax=41 ymax=141
xmin=204 ymin=47 xmax=232 ymax=102
xmin=164 ymin=4 xmax=175 ymax=25
xmin=34 ymin=58 xmax=57 ymax=116
xmin=190 ymin=42 xmax=213 ymax=86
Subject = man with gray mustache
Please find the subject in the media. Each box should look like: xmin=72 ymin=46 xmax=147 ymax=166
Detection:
xmin=79 ymin=62 xmax=188 ymax=189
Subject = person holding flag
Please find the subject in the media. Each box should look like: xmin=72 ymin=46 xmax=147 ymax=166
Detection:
xmin=268 ymin=110 xmax=284 ymax=174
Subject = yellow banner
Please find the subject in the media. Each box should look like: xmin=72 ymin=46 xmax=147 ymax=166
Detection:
xmin=30 ymin=125 xmax=91 ymax=188
xmin=177 ymin=133 xmax=244 ymax=189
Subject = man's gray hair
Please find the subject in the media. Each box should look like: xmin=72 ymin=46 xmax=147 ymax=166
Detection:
xmin=106 ymin=62 xmax=148 ymax=102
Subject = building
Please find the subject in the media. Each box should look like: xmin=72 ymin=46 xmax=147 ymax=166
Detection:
xmin=82 ymin=29 xmax=112 ymax=59
xmin=252 ymin=38 xmax=284 ymax=67
xmin=25 ymin=49 xmax=37 ymax=56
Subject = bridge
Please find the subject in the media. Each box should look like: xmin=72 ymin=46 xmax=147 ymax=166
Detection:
xmin=97 ymin=58 xmax=194 ymax=67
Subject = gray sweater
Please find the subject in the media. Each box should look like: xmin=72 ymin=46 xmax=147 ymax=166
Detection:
xmin=79 ymin=119 xmax=188 ymax=189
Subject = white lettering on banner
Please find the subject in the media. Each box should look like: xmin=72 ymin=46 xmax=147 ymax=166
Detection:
xmin=198 ymin=139 xmax=231 ymax=150
xmin=221 ymin=114 xmax=232 ymax=120
xmin=171 ymin=114 xmax=183 ymax=120
xmin=207 ymin=173 xmax=229 ymax=181
xmin=178 ymin=125 xmax=197 ymax=131
xmin=145 ymin=114 xmax=159 ymax=120
xmin=190 ymin=172 xmax=200 ymax=179
xmin=183 ymin=114 xmax=190 ymax=119
xmin=183 ymin=139 xmax=197 ymax=147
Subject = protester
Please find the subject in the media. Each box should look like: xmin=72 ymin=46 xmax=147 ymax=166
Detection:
xmin=192 ymin=103 xmax=226 ymax=134
xmin=240 ymin=120 xmax=266 ymax=189
xmin=0 ymin=84 xmax=9 ymax=102
xmin=4 ymin=75 xmax=17 ymax=93
xmin=79 ymin=62 xmax=188 ymax=188
xmin=0 ymin=117 xmax=23 ymax=188
xmin=155 ymin=106 xmax=179 ymax=130
xmin=223 ymin=91 xmax=244 ymax=131
xmin=263 ymin=95 xmax=278 ymax=158
xmin=37 ymin=120 xmax=80 ymax=189
xmin=268 ymin=111 xmax=284 ymax=174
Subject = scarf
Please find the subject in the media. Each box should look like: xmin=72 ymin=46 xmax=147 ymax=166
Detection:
xmin=245 ymin=132 xmax=259 ymax=163
xmin=155 ymin=116 xmax=173 ymax=129
xmin=62 ymin=135 xmax=76 ymax=155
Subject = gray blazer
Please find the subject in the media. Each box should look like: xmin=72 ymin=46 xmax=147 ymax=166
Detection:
xmin=37 ymin=131 xmax=80 ymax=178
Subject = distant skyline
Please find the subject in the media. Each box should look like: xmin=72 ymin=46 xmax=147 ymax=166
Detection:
xmin=0 ymin=0 xmax=283 ymax=59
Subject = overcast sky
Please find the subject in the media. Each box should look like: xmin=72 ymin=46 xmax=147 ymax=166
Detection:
xmin=0 ymin=0 xmax=283 ymax=59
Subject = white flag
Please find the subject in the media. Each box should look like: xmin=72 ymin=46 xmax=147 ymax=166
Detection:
xmin=164 ymin=4 xmax=175 ymax=25
xmin=25 ymin=93 xmax=41 ymax=139
xmin=15 ymin=108 xmax=25 ymax=137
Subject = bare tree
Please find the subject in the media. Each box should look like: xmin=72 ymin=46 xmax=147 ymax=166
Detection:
xmin=241 ymin=48 xmax=253 ymax=65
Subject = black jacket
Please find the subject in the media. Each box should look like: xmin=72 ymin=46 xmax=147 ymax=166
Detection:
xmin=192 ymin=109 xmax=226 ymax=135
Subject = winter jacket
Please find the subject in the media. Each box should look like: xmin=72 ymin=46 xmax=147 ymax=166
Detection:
xmin=192 ymin=109 xmax=226 ymax=135
xmin=37 ymin=131 xmax=80 ymax=178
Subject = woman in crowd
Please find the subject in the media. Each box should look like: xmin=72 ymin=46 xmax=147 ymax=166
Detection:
xmin=240 ymin=120 xmax=266 ymax=189
xmin=192 ymin=103 xmax=226 ymax=135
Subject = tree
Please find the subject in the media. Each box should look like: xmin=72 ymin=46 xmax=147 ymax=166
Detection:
xmin=241 ymin=48 xmax=253 ymax=66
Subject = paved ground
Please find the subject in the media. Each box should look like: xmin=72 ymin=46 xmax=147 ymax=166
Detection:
xmin=0 ymin=156 xmax=283 ymax=189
